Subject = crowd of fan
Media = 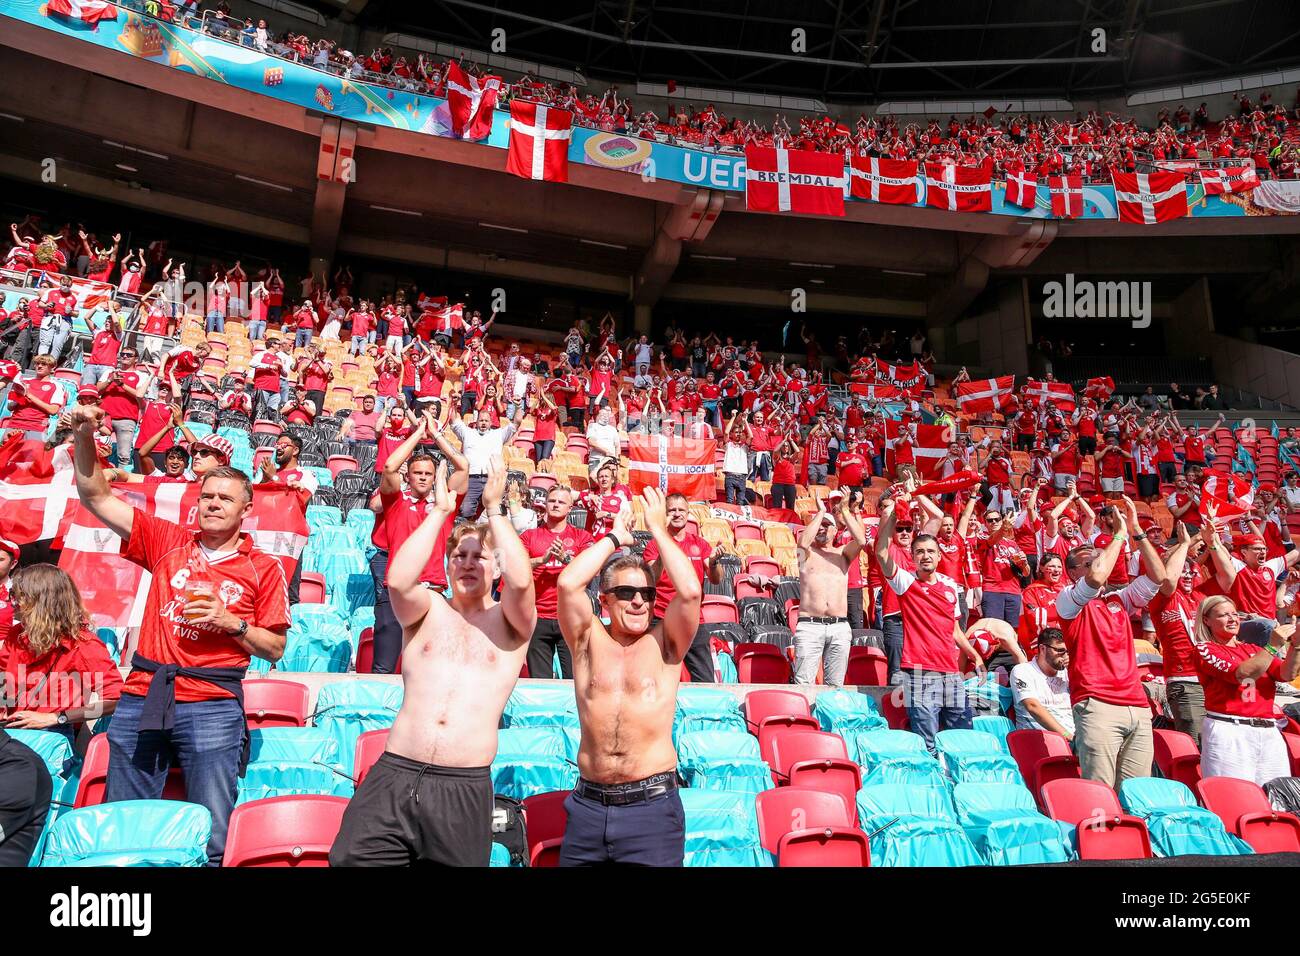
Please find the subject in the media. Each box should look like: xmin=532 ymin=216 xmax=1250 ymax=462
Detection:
xmin=115 ymin=0 xmax=1300 ymax=183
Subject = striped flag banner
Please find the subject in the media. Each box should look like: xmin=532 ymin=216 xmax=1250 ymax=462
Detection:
xmin=626 ymin=434 xmax=717 ymax=502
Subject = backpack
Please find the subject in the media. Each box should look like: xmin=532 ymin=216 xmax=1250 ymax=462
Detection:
xmin=492 ymin=794 xmax=529 ymax=867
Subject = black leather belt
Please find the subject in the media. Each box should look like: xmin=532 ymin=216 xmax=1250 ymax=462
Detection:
xmin=800 ymin=615 xmax=848 ymax=625
xmin=1206 ymin=713 xmax=1277 ymax=729
xmin=575 ymin=771 xmax=679 ymax=806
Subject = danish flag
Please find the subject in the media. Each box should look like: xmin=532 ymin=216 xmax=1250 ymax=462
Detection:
xmin=1048 ymin=173 xmax=1084 ymax=218
xmin=744 ymin=145 xmax=846 ymax=217
xmin=626 ymin=435 xmax=718 ymax=502
xmin=847 ymin=383 xmax=904 ymax=401
xmin=1111 ymin=170 xmax=1189 ymax=225
xmin=884 ymin=421 xmax=955 ymax=480
xmin=47 ymin=0 xmax=118 ymax=24
xmin=1024 ymin=379 xmax=1077 ymax=413
xmin=1005 ymin=168 xmax=1038 ymax=208
xmin=849 ymin=156 xmax=920 ymax=205
xmin=924 ymin=161 xmax=993 ymax=213
xmin=955 ymin=375 xmax=1016 ymax=414
xmin=1084 ymin=376 xmax=1115 ymax=401
xmin=1199 ymin=165 xmax=1258 ymax=196
xmin=506 ymin=101 xmax=573 ymax=182
xmin=444 ymin=62 xmax=502 ymax=141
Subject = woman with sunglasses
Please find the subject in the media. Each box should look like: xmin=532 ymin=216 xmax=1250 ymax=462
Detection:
xmin=976 ymin=505 xmax=1030 ymax=629
xmin=1194 ymin=594 xmax=1299 ymax=785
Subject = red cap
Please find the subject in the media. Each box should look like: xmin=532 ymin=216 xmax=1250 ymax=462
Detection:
xmin=76 ymin=385 xmax=100 ymax=400
xmin=1234 ymin=533 xmax=1265 ymax=549
xmin=0 ymin=536 xmax=20 ymax=563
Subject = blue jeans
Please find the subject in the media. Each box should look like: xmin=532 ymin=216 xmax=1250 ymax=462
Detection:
xmin=725 ymin=472 xmax=748 ymax=504
xmin=980 ymin=590 xmax=1023 ymax=628
xmin=295 ymin=328 xmax=313 ymax=349
xmin=206 ymin=311 xmax=225 ymax=333
xmin=81 ymin=363 xmax=110 ymax=387
xmin=247 ymin=319 xmax=266 ymax=341
xmin=460 ymin=474 xmax=487 ymax=519
xmin=38 ymin=319 xmax=71 ymax=361
xmin=104 ymin=692 xmax=245 ymax=866
xmin=882 ymin=614 xmax=904 ymax=683
xmin=534 ymin=439 xmax=554 ymax=463
xmin=350 ymin=335 xmax=366 ymax=355
xmin=110 ymin=418 xmax=137 ymax=470
xmin=903 ymin=670 xmax=973 ymax=755
xmin=750 ymin=451 xmax=772 ymax=482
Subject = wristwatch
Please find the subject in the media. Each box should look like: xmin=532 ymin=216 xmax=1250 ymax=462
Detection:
xmin=56 ymin=712 xmax=69 ymax=726
xmin=233 ymin=619 xmax=249 ymax=639
xmin=1133 ymin=532 xmax=1147 ymax=542
xmin=601 ymin=531 xmax=627 ymax=550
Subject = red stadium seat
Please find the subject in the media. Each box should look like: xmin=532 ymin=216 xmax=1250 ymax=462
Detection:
xmin=529 ymin=474 xmax=558 ymax=493
xmin=327 ymin=455 xmax=359 ymax=479
xmin=733 ymin=520 xmax=764 ymax=541
xmin=1284 ymin=733 xmax=1300 ymax=776
xmin=530 ymin=839 xmax=564 ymax=866
xmin=755 ymin=787 xmax=854 ymax=853
xmin=734 ymin=643 xmax=792 ymax=684
xmin=700 ymin=595 xmax=740 ymax=624
xmin=1152 ymin=728 xmax=1202 ymax=790
xmin=785 ymin=599 xmax=799 ymax=632
xmin=757 ymin=716 xmax=822 ymax=767
xmin=298 ymin=572 xmax=327 ymax=604
xmin=1197 ymin=776 xmax=1300 ymax=853
xmin=1007 ymin=729 xmax=1081 ymax=809
xmin=223 ymin=795 xmax=349 ymax=867
xmin=75 ymin=734 xmax=187 ymax=808
xmin=744 ymin=556 xmax=781 ymax=579
xmin=252 ymin=419 xmax=283 ymax=435
xmin=733 ymin=575 xmax=772 ymax=601
xmin=744 ymin=688 xmax=811 ymax=734
xmin=769 ymin=732 xmax=861 ymax=822
xmin=844 ymin=646 xmax=889 ymax=686
xmin=776 ymin=827 xmax=871 ymax=867
xmin=1041 ymin=778 xmax=1153 ymax=860
xmin=353 ymin=729 xmax=390 ymax=786
xmin=522 ymin=790 xmax=571 ymax=867
xmin=355 ymin=627 xmax=400 ymax=674
xmin=243 ymin=678 xmax=311 ymax=729
xmin=877 ymin=689 xmax=910 ymax=731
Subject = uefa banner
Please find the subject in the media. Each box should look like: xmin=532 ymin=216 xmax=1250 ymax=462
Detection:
xmin=2 ymin=0 xmax=1292 ymax=220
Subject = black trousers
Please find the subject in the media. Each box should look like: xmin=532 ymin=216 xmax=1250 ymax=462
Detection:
xmin=369 ymin=551 xmax=403 ymax=674
xmin=684 ymin=624 xmax=715 ymax=683
xmin=329 ymin=753 xmax=493 ymax=867
xmin=847 ymin=587 xmax=865 ymax=631
xmin=0 ymin=730 xmax=53 ymax=866
xmin=527 ymin=618 xmax=574 ymax=679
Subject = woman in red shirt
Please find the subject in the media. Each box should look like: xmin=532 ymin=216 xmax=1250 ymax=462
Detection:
xmin=531 ymin=391 xmax=558 ymax=464
xmin=770 ymin=436 xmax=800 ymax=511
xmin=1194 ymin=595 xmax=1299 ymax=784
xmin=0 ymin=565 xmax=123 ymax=740
xmin=977 ymin=508 xmax=1030 ymax=629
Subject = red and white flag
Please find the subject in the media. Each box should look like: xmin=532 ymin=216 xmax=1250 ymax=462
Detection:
xmin=1084 ymin=376 xmax=1115 ymax=401
xmin=1048 ymin=173 xmax=1084 ymax=218
xmin=444 ymin=62 xmax=502 ymax=141
xmin=873 ymin=358 xmax=926 ymax=391
xmin=626 ymin=435 xmax=718 ymax=502
xmin=1005 ymin=168 xmax=1038 ymax=208
xmin=884 ymin=421 xmax=955 ymax=480
xmin=59 ymin=482 xmax=310 ymax=630
xmin=847 ymin=383 xmax=904 ymax=401
xmin=1024 ymin=379 xmax=1077 ymax=412
xmin=1111 ymin=170 xmax=1188 ymax=225
xmin=955 ymin=375 xmax=1016 ymax=414
xmin=0 ymin=436 xmax=78 ymax=545
xmin=744 ymin=145 xmax=845 ymax=217
xmin=47 ymin=0 xmax=118 ymax=25
xmin=1199 ymin=165 xmax=1258 ymax=196
xmin=924 ymin=160 xmax=993 ymax=213
xmin=506 ymin=100 xmax=572 ymax=182
xmin=849 ymin=156 xmax=920 ymax=205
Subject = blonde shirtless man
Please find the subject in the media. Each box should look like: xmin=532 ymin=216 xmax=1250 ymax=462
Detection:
xmin=555 ymin=486 xmax=702 ymax=866
xmin=792 ymin=492 xmax=867 ymax=686
xmin=330 ymin=457 xmax=536 ymax=866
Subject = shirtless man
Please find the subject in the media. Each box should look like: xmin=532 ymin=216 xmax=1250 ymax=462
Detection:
xmin=792 ymin=493 xmax=867 ymax=686
xmin=555 ymin=486 xmax=702 ymax=866
xmin=329 ymin=457 xmax=536 ymax=867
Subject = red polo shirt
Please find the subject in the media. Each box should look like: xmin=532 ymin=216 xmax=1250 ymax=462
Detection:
xmin=641 ymin=531 xmax=712 ymax=620
xmin=520 ymin=524 xmax=596 ymax=618
xmin=373 ymin=489 xmax=454 ymax=588
xmin=121 ymin=511 xmax=290 ymax=703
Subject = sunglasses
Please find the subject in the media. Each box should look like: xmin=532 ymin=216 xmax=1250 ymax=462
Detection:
xmin=603 ymin=586 xmax=656 ymax=603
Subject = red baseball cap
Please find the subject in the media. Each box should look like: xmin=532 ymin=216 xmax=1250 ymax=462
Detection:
xmin=0 ymin=536 xmax=20 ymax=563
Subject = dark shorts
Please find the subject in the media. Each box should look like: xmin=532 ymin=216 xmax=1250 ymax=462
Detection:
xmin=559 ymin=775 xmax=685 ymax=867
xmin=1136 ymin=474 xmax=1159 ymax=498
xmin=329 ymin=752 xmax=493 ymax=867
xmin=1077 ymin=435 xmax=1097 ymax=456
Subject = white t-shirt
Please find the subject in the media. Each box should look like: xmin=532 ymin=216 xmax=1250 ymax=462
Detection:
xmin=586 ymin=422 xmax=621 ymax=460
xmin=723 ymin=441 xmax=749 ymax=475
xmin=1011 ymin=659 xmax=1075 ymax=735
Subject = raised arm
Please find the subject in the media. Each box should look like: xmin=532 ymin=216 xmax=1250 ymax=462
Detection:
xmin=1121 ymin=495 xmax=1165 ymax=588
xmin=874 ymin=495 xmax=900 ymax=579
xmin=837 ymin=496 xmax=867 ymax=563
xmin=481 ymin=457 xmax=537 ymax=640
xmin=641 ymin=487 xmax=702 ymax=660
xmin=557 ymin=504 xmax=626 ymax=650
xmin=69 ymin=404 xmax=135 ymax=541
xmin=1160 ymin=522 xmax=1193 ymax=596
xmin=1083 ymin=511 xmax=1128 ymax=589
xmin=378 ymin=417 xmax=429 ymax=496
xmin=1200 ymin=505 xmax=1237 ymax=593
